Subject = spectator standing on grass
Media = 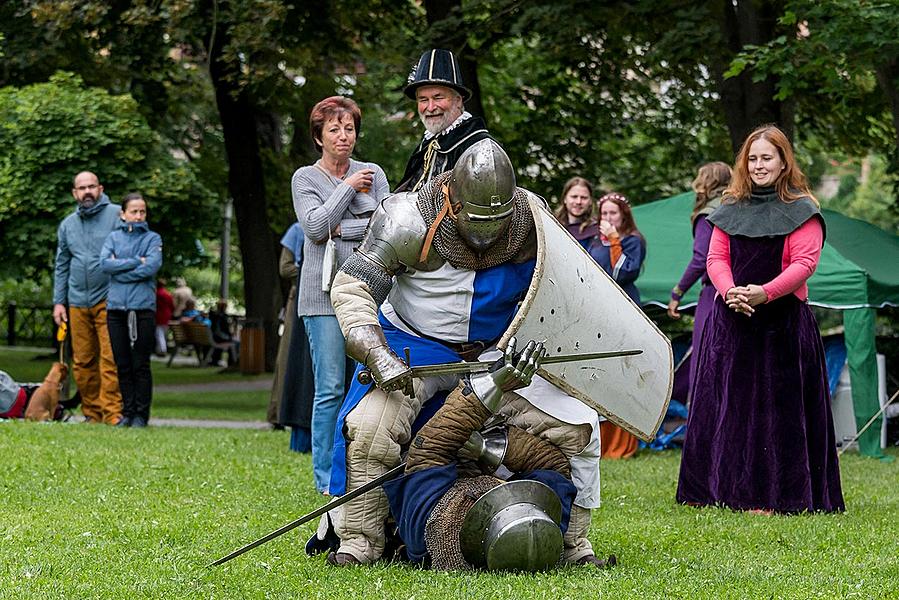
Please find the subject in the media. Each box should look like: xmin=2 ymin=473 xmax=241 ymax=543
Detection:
xmin=268 ymin=222 xmax=314 ymax=452
xmin=53 ymin=171 xmax=123 ymax=425
xmin=155 ymin=278 xmax=175 ymax=356
xmin=100 ymin=193 xmax=162 ymax=428
xmin=586 ymin=192 xmax=646 ymax=305
xmin=676 ymin=124 xmax=844 ymax=514
xmin=667 ymin=162 xmax=732 ymax=398
xmin=554 ymin=176 xmax=599 ymax=248
xmin=394 ymin=48 xmax=492 ymax=192
xmin=586 ymin=192 xmax=646 ymax=459
xmin=291 ymin=96 xmax=389 ymax=494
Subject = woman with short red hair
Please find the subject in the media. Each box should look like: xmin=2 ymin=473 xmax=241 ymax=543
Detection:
xmin=291 ymin=96 xmax=389 ymax=494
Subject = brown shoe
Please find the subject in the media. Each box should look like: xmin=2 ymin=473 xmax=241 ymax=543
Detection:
xmin=326 ymin=552 xmax=361 ymax=567
xmin=577 ymin=554 xmax=617 ymax=569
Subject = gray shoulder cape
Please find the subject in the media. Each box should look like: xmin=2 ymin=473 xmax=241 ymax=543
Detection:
xmin=707 ymin=188 xmax=825 ymax=240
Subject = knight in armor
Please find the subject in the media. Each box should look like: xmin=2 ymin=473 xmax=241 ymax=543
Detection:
xmin=326 ymin=139 xmax=607 ymax=568
xmin=383 ymin=337 xmax=615 ymax=571
xmin=394 ymin=49 xmax=492 ymax=192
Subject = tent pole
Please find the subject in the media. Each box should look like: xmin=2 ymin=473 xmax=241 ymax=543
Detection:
xmin=839 ymin=388 xmax=899 ymax=456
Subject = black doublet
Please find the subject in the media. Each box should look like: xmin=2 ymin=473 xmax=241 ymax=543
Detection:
xmin=395 ymin=116 xmax=491 ymax=192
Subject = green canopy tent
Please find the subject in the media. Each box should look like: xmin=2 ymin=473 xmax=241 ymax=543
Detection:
xmin=634 ymin=192 xmax=899 ymax=457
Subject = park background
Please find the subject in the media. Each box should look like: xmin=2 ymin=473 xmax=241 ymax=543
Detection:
xmin=1 ymin=1 xmax=898 ymax=598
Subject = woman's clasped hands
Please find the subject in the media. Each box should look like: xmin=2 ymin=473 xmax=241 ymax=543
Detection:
xmin=725 ymin=284 xmax=767 ymax=316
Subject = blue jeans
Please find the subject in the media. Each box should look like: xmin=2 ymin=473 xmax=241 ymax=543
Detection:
xmin=303 ymin=315 xmax=346 ymax=493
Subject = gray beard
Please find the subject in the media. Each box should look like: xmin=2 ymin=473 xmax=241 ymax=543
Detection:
xmin=420 ymin=113 xmax=453 ymax=136
xmin=78 ymin=196 xmax=96 ymax=209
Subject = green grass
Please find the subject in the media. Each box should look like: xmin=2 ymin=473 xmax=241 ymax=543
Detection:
xmin=0 ymin=346 xmax=271 ymax=422
xmin=0 ymin=347 xmax=61 ymax=382
xmin=150 ymin=363 xmax=269 ymax=387
xmin=1 ymin=422 xmax=897 ymax=599
xmin=153 ymin=390 xmax=270 ymax=421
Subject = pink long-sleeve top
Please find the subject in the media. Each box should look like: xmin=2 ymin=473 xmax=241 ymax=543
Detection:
xmin=706 ymin=217 xmax=823 ymax=302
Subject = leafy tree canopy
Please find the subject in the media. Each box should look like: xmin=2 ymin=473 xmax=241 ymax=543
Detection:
xmin=0 ymin=72 xmax=216 ymax=278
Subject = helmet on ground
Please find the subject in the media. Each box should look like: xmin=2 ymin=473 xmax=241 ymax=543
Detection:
xmin=459 ymin=479 xmax=563 ymax=571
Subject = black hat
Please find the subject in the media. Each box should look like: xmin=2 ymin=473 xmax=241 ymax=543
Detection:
xmin=404 ymin=49 xmax=472 ymax=101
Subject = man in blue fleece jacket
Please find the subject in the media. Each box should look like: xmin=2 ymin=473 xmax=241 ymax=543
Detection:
xmin=52 ymin=171 xmax=122 ymax=424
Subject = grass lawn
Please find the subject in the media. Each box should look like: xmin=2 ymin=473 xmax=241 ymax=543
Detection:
xmin=152 ymin=390 xmax=270 ymax=421
xmin=1 ymin=421 xmax=897 ymax=599
xmin=0 ymin=346 xmax=271 ymax=422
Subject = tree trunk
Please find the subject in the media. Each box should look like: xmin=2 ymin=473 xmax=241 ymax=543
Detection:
xmin=710 ymin=0 xmax=793 ymax=153
xmin=423 ymin=0 xmax=486 ymax=121
xmin=207 ymin=25 xmax=282 ymax=371
xmin=874 ymin=57 xmax=899 ymax=157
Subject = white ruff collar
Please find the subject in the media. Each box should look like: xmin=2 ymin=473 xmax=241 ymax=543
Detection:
xmin=423 ymin=111 xmax=472 ymax=141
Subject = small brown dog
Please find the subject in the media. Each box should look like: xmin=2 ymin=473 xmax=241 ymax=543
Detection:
xmin=24 ymin=362 xmax=68 ymax=421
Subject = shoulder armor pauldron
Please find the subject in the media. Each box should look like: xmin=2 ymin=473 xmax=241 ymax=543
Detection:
xmin=356 ymin=192 xmax=440 ymax=272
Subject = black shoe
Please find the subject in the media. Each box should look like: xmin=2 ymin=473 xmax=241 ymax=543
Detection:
xmin=131 ymin=416 xmax=148 ymax=428
xmin=326 ymin=552 xmax=361 ymax=567
xmin=577 ymin=554 xmax=617 ymax=569
xmin=305 ymin=514 xmax=340 ymax=556
xmin=115 ymin=417 xmax=131 ymax=427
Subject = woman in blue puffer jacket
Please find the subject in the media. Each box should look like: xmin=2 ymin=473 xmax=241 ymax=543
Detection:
xmin=100 ymin=193 xmax=163 ymax=427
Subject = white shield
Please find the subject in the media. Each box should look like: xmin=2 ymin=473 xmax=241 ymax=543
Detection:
xmin=499 ymin=197 xmax=673 ymax=441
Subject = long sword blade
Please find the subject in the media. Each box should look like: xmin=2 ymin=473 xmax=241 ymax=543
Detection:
xmin=357 ymin=348 xmax=643 ymax=385
xmin=207 ymin=463 xmax=406 ymax=567
xmin=409 ymin=348 xmax=644 ymax=378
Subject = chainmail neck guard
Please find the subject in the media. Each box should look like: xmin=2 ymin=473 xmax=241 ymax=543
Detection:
xmin=416 ymin=172 xmax=534 ymax=270
xmin=425 ymin=475 xmax=503 ymax=570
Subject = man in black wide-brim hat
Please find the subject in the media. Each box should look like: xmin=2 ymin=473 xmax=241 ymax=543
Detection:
xmin=394 ymin=49 xmax=493 ymax=192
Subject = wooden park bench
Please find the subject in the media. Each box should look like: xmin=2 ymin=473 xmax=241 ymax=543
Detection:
xmin=166 ymin=320 xmax=237 ymax=367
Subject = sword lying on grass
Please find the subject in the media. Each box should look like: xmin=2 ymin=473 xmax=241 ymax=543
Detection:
xmin=209 ymin=347 xmax=642 ymax=567
xmin=208 ymin=463 xmax=406 ymax=567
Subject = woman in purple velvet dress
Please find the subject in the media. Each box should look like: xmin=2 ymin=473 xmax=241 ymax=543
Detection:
xmin=676 ymin=125 xmax=844 ymax=514
xmin=553 ymin=176 xmax=599 ymax=249
xmin=668 ymin=162 xmax=732 ymax=397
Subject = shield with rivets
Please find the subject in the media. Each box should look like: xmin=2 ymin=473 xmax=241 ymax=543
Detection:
xmin=498 ymin=197 xmax=673 ymax=441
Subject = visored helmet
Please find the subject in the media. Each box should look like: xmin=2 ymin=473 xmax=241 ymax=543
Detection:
xmin=449 ymin=139 xmax=516 ymax=252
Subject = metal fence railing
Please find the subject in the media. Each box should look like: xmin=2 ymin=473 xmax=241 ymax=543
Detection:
xmin=3 ymin=302 xmax=57 ymax=348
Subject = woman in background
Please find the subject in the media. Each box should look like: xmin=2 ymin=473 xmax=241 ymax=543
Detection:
xmin=268 ymin=222 xmax=315 ymax=453
xmin=586 ymin=192 xmax=646 ymax=458
xmin=668 ymin=162 xmax=732 ymax=396
xmin=587 ymin=193 xmax=646 ymax=304
xmin=100 ymin=193 xmax=162 ymax=428
xmin=677 ymin=124 xmax=843 ymax=513
xmin=291 ymin=96 xmax=389 ymax=494
xmin=554 ymin=176 xmax=598 ymax=248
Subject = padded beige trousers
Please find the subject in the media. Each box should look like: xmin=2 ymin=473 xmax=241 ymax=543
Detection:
xmin=335 ymin=384 xmax=424 ymax=563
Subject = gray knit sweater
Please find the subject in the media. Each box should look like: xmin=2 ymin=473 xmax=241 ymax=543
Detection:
xmin=292 ymin=158 xmax=389 ymax=316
